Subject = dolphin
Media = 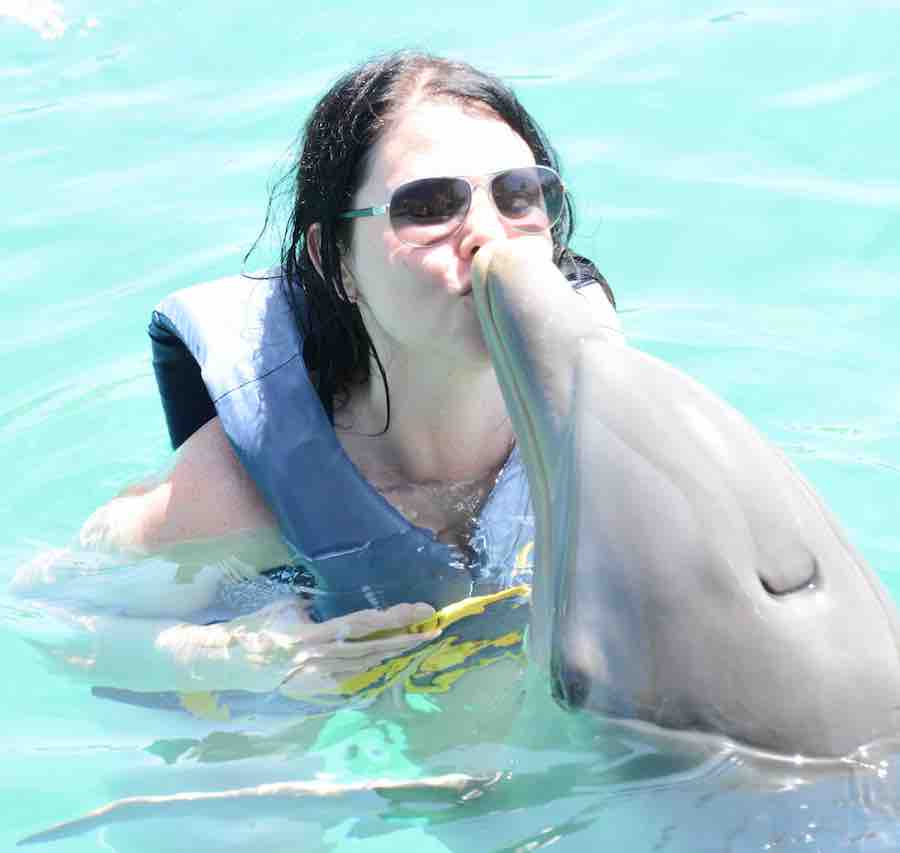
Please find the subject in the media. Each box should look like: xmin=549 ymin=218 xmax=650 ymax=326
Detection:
xmin=470 ymin=240 xmax=900 ymax=759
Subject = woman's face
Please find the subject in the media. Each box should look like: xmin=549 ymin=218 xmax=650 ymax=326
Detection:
xmin=344 ymin=100 xmax=554 ymax=371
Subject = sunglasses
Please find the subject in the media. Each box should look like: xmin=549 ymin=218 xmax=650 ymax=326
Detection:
xmin=338 ymin=165 xmax=565 ymax=247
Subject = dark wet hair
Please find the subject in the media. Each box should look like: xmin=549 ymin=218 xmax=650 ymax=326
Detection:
xmin=270 ymin=50 xmax=578 ymax=428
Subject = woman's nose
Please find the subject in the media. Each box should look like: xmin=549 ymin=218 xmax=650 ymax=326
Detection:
xmin=457 ymin=187 xmax=507 ymax=260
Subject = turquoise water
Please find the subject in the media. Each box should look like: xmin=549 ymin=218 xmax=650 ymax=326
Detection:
xmin=3 ymin=1 xmax=900 ymax=849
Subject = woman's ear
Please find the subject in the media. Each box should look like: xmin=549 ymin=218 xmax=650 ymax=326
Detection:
xmin=306 ymin=223 xmax=325 ymax=280
xmin=306 ymin=222 xmax=358 ymax=303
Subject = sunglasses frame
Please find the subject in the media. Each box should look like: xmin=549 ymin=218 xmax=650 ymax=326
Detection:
xmin=338 ymin=165 xmax=566 ymax=247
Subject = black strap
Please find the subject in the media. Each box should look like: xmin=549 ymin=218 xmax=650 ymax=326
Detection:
xmin=148 ymin=311 xmax=217 ymax=449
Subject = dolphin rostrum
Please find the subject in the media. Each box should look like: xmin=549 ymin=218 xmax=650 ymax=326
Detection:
xmin=471 ymin=240 xmax=900 ymax=758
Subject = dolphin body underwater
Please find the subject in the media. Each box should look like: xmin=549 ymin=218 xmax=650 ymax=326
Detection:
xmin=18 ymin=244 xmax=900 ymax=845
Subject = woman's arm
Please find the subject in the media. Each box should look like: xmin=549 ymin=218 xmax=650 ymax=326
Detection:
xmin=12 ymin=417 xmax=441 ymax=697
xmin=13 ymin=417 xmax=292 ymax=615
xmin=79 ymin=416 xmax=288 ymax=559
xmin=23 ymin=596 xmax=438 ymax=694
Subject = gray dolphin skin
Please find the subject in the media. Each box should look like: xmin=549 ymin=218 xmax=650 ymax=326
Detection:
xmin=471 ymin=241 xmax=900 ymax=759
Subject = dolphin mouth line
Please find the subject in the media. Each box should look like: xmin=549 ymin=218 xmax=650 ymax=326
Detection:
xmin=478 ymin=274 xmax=562 ymax=672
xmin=481 ymin=281 xmax=551 ymax=511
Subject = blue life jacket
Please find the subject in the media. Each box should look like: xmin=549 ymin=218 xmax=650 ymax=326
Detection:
xmin=149 ymin=258 xmax=612 ymax=621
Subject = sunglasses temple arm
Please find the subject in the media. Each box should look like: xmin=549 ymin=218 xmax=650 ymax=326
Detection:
xmin=338 ymin=205 xmax=389 ymax=220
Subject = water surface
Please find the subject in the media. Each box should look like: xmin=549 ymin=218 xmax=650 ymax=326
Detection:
xmin=2 ymin=1 xmax=900 ymax=849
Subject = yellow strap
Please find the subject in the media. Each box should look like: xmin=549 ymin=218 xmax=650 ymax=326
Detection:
xmin=350 ymin=584 xmax=531 ymax=642
xmin=178 ymin=691 xmax=231 ymax=721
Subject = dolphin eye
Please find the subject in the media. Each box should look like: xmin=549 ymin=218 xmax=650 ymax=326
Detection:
xmin=551 ymin=657 xmax=591 ymax=709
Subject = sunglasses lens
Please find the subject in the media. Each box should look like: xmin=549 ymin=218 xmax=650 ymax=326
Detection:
xmin=390 ymin=176 xmax=471 ymax=246
xmin=491 ymin=167 xmax=564 ymax=234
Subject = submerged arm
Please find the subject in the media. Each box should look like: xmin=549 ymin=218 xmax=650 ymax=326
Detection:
xmin=11 ymin=418 xmax=439 ymax=696
xmin=21 ymin=595 xmax=438 ymax=695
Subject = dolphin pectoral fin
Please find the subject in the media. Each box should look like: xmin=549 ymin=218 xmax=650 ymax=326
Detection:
xmin=17 ymin=774 xmax=501 ymax=846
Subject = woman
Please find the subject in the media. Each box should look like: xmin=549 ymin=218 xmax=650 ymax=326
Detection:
xmin=14 ymin=51 xmax=618 ymax=702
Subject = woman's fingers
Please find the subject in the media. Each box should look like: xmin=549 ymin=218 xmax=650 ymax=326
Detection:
xmin=295 ymin=602 xmax=436 ymax=644
xmin=279 ymin=628 xmax=441 ymax=697
xmin=346 ymin=602 xmax=437 ymax=639
xmin=9 ymin=548 xmax=71 ymax=592
xmin=292 ymin=626 xmax=441 ymax=665
xmin=155 ymin=622 xmax=232 ymax=663
xmin=157 ymin=600 xmax=441 ymax=693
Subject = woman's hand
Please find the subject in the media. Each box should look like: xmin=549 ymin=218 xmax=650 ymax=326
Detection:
xmin=277 ymin=602 xmax=441 ymax=698
xmin=155 ymin=599 xmax=441 ymax=698
xmin=9 ymin=547 xmax=83 ymax=593
xmin=14 ymin=593 xmax=441 ymax=699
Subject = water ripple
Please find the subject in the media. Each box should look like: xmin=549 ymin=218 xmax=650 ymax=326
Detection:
xmin=664 ymin=161 xmax=900 ymax=207
xmin=768 ymin=72 xmax=894 ymax=109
